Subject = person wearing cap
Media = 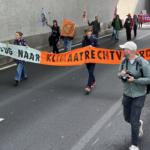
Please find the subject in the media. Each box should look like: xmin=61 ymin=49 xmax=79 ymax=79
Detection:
xmin=118 ymin=41 xmax=150 ymax=150
xmin=124 ymin=14 xmax=134 ymax=41
xmin=82 ymin=28 xmax=99 ymax=93
xmin=88 ymin=16 xmax=101 ymax=38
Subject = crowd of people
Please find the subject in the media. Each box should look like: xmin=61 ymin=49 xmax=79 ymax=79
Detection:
xmin=4 ymin=10 xmax=150 ymax=150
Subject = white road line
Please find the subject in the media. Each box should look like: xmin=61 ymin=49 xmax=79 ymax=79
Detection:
xmin=0 ymin=64 xmax=17 ymax=71
xmin=117 ymin=110 xmax=122 ymax=116
xmin=91 ymin=138 xmax=99 ymax=146
xmin=70 ymin=97 xmax=122 ymax=150
xmin=0 ymin=118 xmax=4 ymax=122
xmin=105 ymin=123 xmax=112 ymax=129
xmin=135 ymin=33 xmax=150 ymax=40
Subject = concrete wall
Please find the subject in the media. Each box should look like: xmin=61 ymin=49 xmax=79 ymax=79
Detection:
xmin=0 ymin=0 xmax=149 ymax=66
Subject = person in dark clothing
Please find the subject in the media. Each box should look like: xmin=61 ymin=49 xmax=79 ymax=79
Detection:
xmin=88 ymin=16 xmax=101 ymax=38
xmin=124 ymin=14 xmax=134 ymax=41
xmin=111 ymin=14 xmax=123 ymax=41
xmin=82 ymin=28 xmax=99 ymax=93
xmin=133 ymin=14 xmax=139 ymax=37
xmin=45 ymin=18 xmax=61 ymax=54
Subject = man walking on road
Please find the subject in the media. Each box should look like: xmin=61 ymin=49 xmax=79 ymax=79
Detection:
xmin=88 ymin=16 xmax=101 ymax=38
xmin=82 ymin=28 xmax=99 ymax=93
xmin=118 ymin=41 xmax=150 ymax=150
xmin=124 ymin=14 xmax=134 ymax=41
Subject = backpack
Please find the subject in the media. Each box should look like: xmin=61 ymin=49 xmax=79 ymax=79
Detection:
xmin=122 ymin=57 xmax=150 ymax=94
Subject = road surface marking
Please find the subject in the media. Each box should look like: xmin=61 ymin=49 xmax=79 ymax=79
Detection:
xmin=0 ymin=64 xmax=17 ymax=71
xmin=117 ymin=110 xmax=122 ymax=116
xmin=105 ymin=123 xmax=112 ymax=129
xmin=135 ymin=33 xmax=150 ymax=40
xmin=0 ymin=118 xmax=4 ymax=122
xmin=91 ymin=138 xmax=99 ymax=146
xmin=70 ymin=97 xmax=122 ymax=150
xmin=0 ymin=66 xmax=83 ymax=107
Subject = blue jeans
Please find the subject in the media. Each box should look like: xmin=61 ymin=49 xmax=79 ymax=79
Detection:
xmin=15 ymin=64 xmax=27 ymax=81
xmin=63 ymin=37 xmax=72 ymax=52
xmin=86 ymin=63 xmax=95 ymax=87
xmin=114 ymin=30 xmax=120 ymax=39
xmin=122 ymin=94 xmax=146 ymax=146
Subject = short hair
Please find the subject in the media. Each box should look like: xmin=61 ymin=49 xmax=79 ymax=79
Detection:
xmin=16 ymin=31 xmax=23 ymax=36
xmin=84 ymin=28 xmax=92 ymax=33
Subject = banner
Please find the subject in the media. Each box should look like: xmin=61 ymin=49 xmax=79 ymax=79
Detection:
xmin=142 ymin=10 xmax=147 ymax=15
xmin=138 ymin=15 xmax=150 ymax=22
xmin=114 ymin=4 xmax=117 ymax=17
xmin=61 ymin=19 xmax=75 ymax=37
xmin=82 ymin=7 xmax=87 ymax=22
xmin=1 ymin=43 xmax=150 ymax=66
xmin=40 ymin=8 xmax=46 ymax=27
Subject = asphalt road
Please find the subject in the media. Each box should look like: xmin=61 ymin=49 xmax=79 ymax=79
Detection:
xmin=0 ymin=23 xmax=150 ymax=150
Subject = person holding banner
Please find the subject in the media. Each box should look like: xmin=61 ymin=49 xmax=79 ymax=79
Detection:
xmin=111 ymin=15 xmax=123 ymax=41
xmin=88 ymin=16 xmax=101 ymax=38
xmin=124 ymin=14 xmax=134 ymax=41
xmin=45 ymin=18 xmax=61 ymax=54
xmin=139 ymin=11 xmax=143 ymax=28
xmin=118 ymin=41 xmax=150 ymax=150
xmin=82 ymin=28 xmax=99 ymax=93
xmin=9 ymin=32 xmax=29 ymax=86
xmin=60 ymin=19 xmax=75 ymax=52
xmin=133 ymin=15 xmax=139 ymax=37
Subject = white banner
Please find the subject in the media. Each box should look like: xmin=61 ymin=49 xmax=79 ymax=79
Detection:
xmin=0 ymin=43 xmax=41 ymax=63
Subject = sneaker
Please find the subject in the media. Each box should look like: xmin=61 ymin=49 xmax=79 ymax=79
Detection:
xmin=91 ymin=82 xmax=96 ymax=88
xmin=21 ymin=77 xmax=28 ymax=81
xmin=14 ymin=81 xmax=18 ymax=86
xmin=129 ymin=145 xmax=139 ymax=150
xmin=139 ymin=120 xmax=143 ymax=137
xmin=85 ymin=86 xmax=90 ymax=92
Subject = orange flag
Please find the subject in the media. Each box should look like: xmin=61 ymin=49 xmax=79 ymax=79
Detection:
xmin=61 ymin=19 xmax=75 ymax=37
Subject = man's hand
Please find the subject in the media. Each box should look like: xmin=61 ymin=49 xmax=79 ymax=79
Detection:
xmin=89 ymin=45 xmax=92 ymax=48
xmin=26 ymin=45 xmax=29 ymax=48
xmin=121 ymin=70 xmax=126 ymax=77
xmin=127 ymin=76 xmax=135 ymax=82
xmin=98 ymin=32 xmax=100 ymax=35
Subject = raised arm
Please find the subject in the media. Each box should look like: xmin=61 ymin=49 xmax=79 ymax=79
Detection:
xmin=88 ymin=20 xmax=94 ymax=26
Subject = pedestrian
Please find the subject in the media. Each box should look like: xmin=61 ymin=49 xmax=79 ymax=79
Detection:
xmin=88 ymin=16 xmax=101 ymax=38
xmin=139 ymin=11 xmax=143 ymax=28
xmin=82 ymin=28 xmax=99 ymax=93
xmin=118 ymin=41 xmax=150 ymax=150
xmin=124 ymin=14 xmax=134 ymax=41
xmin=45 ymin=18 xmax=61 ymax=54
xmin=133 ymin=14 xmax=139 ymax=37
xmin=111 ymin=14 xmax=123 ymax=41
xmin=7 ymin=32 xmax=29 ymax=86
xmin=60 ymin=35 xmax=74 ymax=52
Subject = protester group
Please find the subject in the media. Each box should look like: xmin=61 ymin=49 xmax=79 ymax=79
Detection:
xmin=4 ymin=8 xmax=150 ymax=150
